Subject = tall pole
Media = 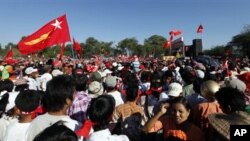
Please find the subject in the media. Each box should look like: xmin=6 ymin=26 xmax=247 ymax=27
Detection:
xmin=169 ymin=43 xmax=172 ymax=56
xmin=71 ymin=44 xmax=75 ymax=59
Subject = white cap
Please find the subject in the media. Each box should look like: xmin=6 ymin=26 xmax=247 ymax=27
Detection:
xmin=195 ymin=69 xmax=205 ymax=79
xmin=161 ymin=67 xmax=168 ymax=72
xmin=159 ymin=92 xmax=169 ymax=101
xmin=112 ymin=62 xmax=118 ymax=67
xmin=103 ymin=69 xmax=112 ymax=76
xmin=25 ymin=67 xmax=38 ymax=75
xmin=167 ymin=82 xmax=183 ymax=97
xmin=52 ymin=69 xmax=63 ymax=77
xmin=117 ymin=64 xmax=124 ymax=71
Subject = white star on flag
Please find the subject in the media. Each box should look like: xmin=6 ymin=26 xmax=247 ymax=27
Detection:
xmin=51 ymin=19 xmax=62 ymax=29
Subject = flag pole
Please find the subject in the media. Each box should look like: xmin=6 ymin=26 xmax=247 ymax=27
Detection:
xmin=169 ymin=43 xmax=172 ymax=56
xmin=71 ymin=44 xmax=75 ymax=59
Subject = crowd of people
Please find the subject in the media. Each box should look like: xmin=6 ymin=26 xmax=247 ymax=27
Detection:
xmin=0 ymin=55 xmax=250 ymax=141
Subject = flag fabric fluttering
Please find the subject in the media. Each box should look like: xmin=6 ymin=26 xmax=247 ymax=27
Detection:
xmin=197 ymin=24 xmax=203 ymax=33
xmin=169 ymin=30 xmax=182 ymax=37
xmin=3 ymin=48 xmax=13 ymax=61
xmin=3 ymin=48 xmax=16 ymax=65
xmin=18 ymin=14 xmax=71 ymax=55
xmin=59 ymin=43 xmax=65 ymax=60
xmin=73 ymin=38 xmax=82 ymax=55
xmin=163 ymin=41 xmax=171 ymax=48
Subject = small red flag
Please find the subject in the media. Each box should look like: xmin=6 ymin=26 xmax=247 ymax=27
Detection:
xmin=3 ymin=48 xmax=13 ymax=61
xmin=18 ymin=14 xmax=71 ymax=55
xmin=169 ymin=30 xmax=182 ymax=36
xmin=75 ymin=120 xmax=94 ymax=138
xmin=73 ymin=38 xmax=82 ymax=55
xmin=59 ymin=43 xmax=65 ymax=60
xmin=197 ymin=24 xmax=203 ymax=33
xmin=163 ymin=41 xmax=171 ymax=48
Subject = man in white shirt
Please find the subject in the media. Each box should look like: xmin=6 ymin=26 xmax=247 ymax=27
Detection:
xmin=104 ymin=76 xmax=124 ymax=107
xmin=24 ymin=67 xmax=39 ymax=90
xmin=39 ymin=65 xmax=52 ymax=91
xmin=25 ymin=75 xmax=81 ymax=141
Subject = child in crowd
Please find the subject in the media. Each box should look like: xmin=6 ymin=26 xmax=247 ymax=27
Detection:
xmin=3 ymin=90 xmax=40 ymax=141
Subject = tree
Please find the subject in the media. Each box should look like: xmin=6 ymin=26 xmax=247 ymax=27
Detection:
xmin=203 ymin=45 xmax=226 ymax=56
xmin=229 ymin=25 xmax=250 ymax=57
xmin=84 ymin=37 xmax=113 ymax=57
xmin=117 ymin=37 xmax=139 ymax=56
xmin=84 ymin=37 xmax=99 ymax=57
xmin=144 ymin=35 xmax=167 ymax=57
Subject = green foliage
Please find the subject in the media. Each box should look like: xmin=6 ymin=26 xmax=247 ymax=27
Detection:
xmin=229 ymin=25 xmax=250 ymax=57
xmin=117 ymin=37 xmax=139 ymax=55
xmin=144 ymin=35 xmax=167 ymax=57
xmin=203 ymin=45 xmax=226 ymax=56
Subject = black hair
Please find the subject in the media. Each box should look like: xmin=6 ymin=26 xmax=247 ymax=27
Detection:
xmin=0 ymin=93 xmax=9 ymax=118
xmin=180 ymin=69 xmax=196 ymax=85
xmin=73 ymin=74 xmax=88 ymax=91
xmin=126 ymin=84 xmax=139 ymax=102
xmin=163 ymin=70 xmax=174 ymax=79
xmin=140 ymin=71 xmax=151 ymax=83
xmin=15 ymin=90 xmax=40 ymax=112
xmin=42 ymin=75 xmax=76 ymax=112
xmin=165 ymin=136 xmax=186 ymax=141
xmin=193 ymin=78 xmax=203 ymax=93
xmin=215 ymin=87 xmax=246 ymax=113
xmin=170 ymin=96 xmax=192 ymax=122
xmin=87 ymin=95 xmax=115 ymax=131
xmin=14 ymin=84 xmax=29 ymax=92
xmin=170 ymin=96 xmax=191 ymax=111
xmin=0 ymin=80 xmax=3 ymax=91
xmin=127 ymin=72 xmax=139 ymax=86
xmin=33 ymin=120 xmax=78 ymax=141
xmin=2 ymin=79 xmax=14 ymax=92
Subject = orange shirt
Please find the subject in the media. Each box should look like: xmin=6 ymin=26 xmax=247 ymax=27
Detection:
xmin=150 ymin=116 xmax=205 ymax=141
xmin=193 ymin=102 xmax=222 ymax=132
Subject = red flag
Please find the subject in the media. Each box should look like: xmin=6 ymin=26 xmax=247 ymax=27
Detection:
xmin=73 ymin=38 xmax=82 ymax=55
xmin=59 ymin=43 xmax=65 ymax=60
xmin=169 ymin=30 xmax=182 ymax=36
xmin=18 ymin=14 xmax=71 ymax=55
xmin=163 ymin=41 xmax=171 ymax=48
xmin=3 ymin=48 xmax=13 ymax=61
xmin=197 ymin=24 xmax=203 ymax=33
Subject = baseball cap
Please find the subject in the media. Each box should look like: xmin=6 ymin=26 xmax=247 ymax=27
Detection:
xmin=52 ymin=69 xmax=63 ymax=77
xmin=25 ymin=67 xmax=38 ymax=75
xmin=167 ymin=82 xmax=183 ymax=97
xmin=89 ymin=72 xmax=102 ymax=82
xmin=104 ymin=76 xmax=117 ymax=88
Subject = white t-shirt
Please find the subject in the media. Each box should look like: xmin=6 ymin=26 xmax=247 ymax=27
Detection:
xmin=26 ymin=77 xmax=39 ymax=90
xmin=107 ymin=91 xmax=124 ymax=107
xmin=87 ymin=129 xmax=129 ymax=141
xmin=3 ymin=121 xmax=30 ymax=141
xmin=0 ymin=115 xmax=18 ymax=141
xmin=5 ymin=91 xmax=19 ymax=112
xmin=40 ymin=73 xmax=52 ymax=91
xmin=25 ymin=113 xmax=80 ymax=141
